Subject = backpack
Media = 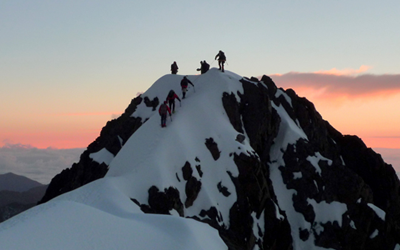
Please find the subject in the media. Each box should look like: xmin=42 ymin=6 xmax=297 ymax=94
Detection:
xmin=159 ymin=104 xmax=168 ymax=115
xmin=220 ymin=52 xmax=226 ymax=61
xmin=181 ymin=78 xmax=188 ymax=88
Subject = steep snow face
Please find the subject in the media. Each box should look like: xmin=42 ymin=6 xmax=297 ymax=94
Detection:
xmin=106 ymin=68 xmax=255 ymax=226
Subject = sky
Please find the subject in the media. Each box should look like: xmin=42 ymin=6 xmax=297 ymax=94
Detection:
xmin=1 ymin=1 xmax=399 ymax=174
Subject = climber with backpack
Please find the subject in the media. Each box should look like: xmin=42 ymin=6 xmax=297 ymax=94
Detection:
xmin=166 ymin=90 xmax=181 ymax=113
xmin=171 ymin=61 xmax=178 ymax=74
xmin=158 ymin=101 xmax=172 ymax=127
xmin=215 ymin=50 xmax=226 ymax=72
xmin=180 ymin=76 xmax=194 ymax=99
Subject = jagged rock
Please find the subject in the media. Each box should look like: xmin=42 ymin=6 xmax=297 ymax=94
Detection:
xmin=238 ymin=78 xmax=280 ymax=163
xmin=182 ymin=161 xmax=192 ymax=181
xmin=185 ymin=177 xmax=202 ymax=208
xmin=217 ymin=181 xmax=231 ymax=197
xmin=222 ymin=92 xmax=244 ymax=133
xmin=143 ymin=96 xmax=159 ymax=111
xmin=205 ymin=137 xmax=221 ymax=160
xmin=236 ymin=134 xmax=246 ymax=144
xmin=195 ymin=165 xmax=203 ymax=177
xmin=141 ymin=186 xmax=184 ymax=216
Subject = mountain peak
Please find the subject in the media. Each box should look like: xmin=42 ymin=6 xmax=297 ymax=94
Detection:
xmin=0 ymin=172 xmax=43 ymax=192
xmin=9 ymin=68 xmax=400 ymax=249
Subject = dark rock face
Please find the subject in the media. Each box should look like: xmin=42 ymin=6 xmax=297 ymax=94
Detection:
xmin=133 ymin=186 xmax=184 ymax=217
xmin=39 ymin=95 xmax=145 ymax=204
xmin=143 ymin=96 xmax=159 ymax=111
xmin=185 ymin=176 xmax=202 ymax=208
xmin=205 ymin=137 xmax=221 ymax=160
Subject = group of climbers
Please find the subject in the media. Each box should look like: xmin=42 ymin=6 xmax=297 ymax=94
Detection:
xmin=161 ymin=50 xmax=226 ymax=127
xmin=170 ymin=50 xmax=226 ymax=74
xmin=158 ymin=76 xmax=194 ymax=127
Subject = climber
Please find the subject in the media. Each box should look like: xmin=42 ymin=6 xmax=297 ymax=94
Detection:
xmin=197 ymin=60 xmax=210 ymax=74
xmin=158 ymin=101 xmax=172 ymax=127
xmin=180 ymin=76 xmax=194 ymax=99
xmin=214 ymin=50 xmax=226 ymax=72
xmin=166 ymin=90 xmax=181 ymax=113
xmin=171 ymin=61 xmax=179 ymax=74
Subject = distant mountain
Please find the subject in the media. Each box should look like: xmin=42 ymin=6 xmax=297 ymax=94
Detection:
xmin=0 ymin=173 xmax=47 ymax=222
xmin=0 ymin=172 xmax=43 ymax=192
xmin=1 ymin=68 xmax=399 ymax=249
xmin=0 ymin=185 xmax=48 ymax=207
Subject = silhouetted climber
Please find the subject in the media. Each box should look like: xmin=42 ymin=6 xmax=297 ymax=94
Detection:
xmin=197 ymin=61 xmax=210 ymax=74
xmin=158 ymin=101 xmax=171 ymax=127
xmin=215 ymin=50 xmax=226 ymax=72
xmin=171 ymin=61 xmax=179 ymax=74
xmin=166 ymin=90 xmax=181 ymax=113
xmin=180 ymin=76 xmax=194 ymax=99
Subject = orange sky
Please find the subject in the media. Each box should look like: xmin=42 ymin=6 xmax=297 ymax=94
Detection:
xmin=1 ymin=112 xmax=120 ymax=149
xmin=270 ymin=67 xmax=400 ymax=149
xmin=294 ymin=88 xmax=400 ymax=149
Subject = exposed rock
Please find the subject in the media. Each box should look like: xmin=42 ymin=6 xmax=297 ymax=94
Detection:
xmin=217 ymin=181 xmax=231 ymax=197
xmin=136 ymin=186 xmax=184 ymax=216
xmin=195 ymin=165 xmax=203 ymax=178
xmin=143 ymin=96 xmax=159 ymax=111
xmin=205 ymin=137 xmax=221 ymax=160
xmin=236 ymin=134 xmax=246 ymax=144
xmin=185 ymin=177 xmax=202 ymax=208
xmin=238 ymin=78 xmax=280 ymax=163
xmin=181 ymin=161 xmax=192 ymax=181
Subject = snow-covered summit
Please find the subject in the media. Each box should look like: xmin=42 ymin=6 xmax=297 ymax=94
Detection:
xmin=3 ymin=68 xmax=400 ymax=250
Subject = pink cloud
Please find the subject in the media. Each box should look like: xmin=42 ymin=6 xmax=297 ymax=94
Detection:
xmin=313 ymin=65 xmax=372 ymax=76
xmin=270 ymin=72 xmax=400 ymax=98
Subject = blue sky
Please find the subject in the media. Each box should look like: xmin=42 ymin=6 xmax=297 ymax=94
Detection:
xmin=1 ymin=0 xmax=399 ymax=148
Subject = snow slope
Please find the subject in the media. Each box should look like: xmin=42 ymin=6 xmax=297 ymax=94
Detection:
xmin=0 ymin=178 xmax=226 ymax=249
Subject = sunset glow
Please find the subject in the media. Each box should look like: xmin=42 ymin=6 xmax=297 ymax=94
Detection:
xmin=271 ymin=72 xmax=400 ymax=149
xmin=0 ymin=112 xmax=121 ymax=149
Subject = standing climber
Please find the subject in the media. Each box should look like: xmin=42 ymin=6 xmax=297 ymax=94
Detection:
xmin=166 ymin=90 xmax=181 ymax=113
xmin=197 ymin=60 xmax=210 ymax=74
xmin=215 ymin=50 xmax=226 ymax=72
xmin=171 ymin=61 xmax=179 ymax=74
xmin=159 ymin=101 xmax=172 ymax=127
xmin=180 ymin=76 xmax=194 ymax=99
